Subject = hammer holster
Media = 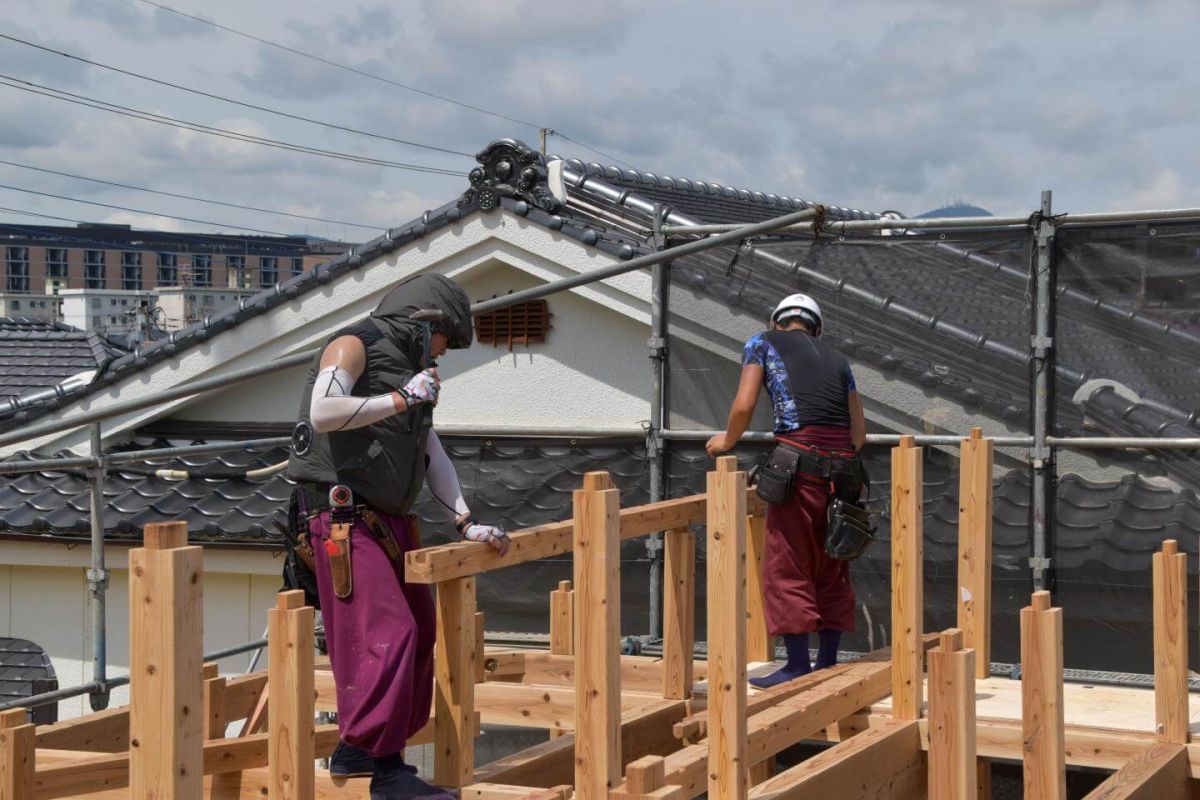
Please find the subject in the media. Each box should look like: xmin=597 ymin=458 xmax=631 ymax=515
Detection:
xmin=328 ymin=502 xmax=355 ymax=600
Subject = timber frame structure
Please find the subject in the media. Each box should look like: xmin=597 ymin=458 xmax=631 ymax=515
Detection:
xmin=1 ymin=434 xmax=1196 ymax=799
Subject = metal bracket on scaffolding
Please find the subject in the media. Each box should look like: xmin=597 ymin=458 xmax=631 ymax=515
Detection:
xmin=86 ymin=568 xmax=109 ymax=590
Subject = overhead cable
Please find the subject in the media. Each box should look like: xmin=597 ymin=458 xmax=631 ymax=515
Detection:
xmin=0 ymin=158 xmax=386 ymax=231
xmin=0 ymin=33 xmax=473 ymax=159
xmin=136 ymin=0 xmax=543 ymax=130
xmin=0 ymin=182 xmax=320 ymax=240
xmin=552 ymin=131 xmax=639 ymax=171
xmin=0 ymin=74 xmax=468 ymax=176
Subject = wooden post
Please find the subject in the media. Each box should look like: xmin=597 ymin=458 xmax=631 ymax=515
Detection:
xmin=435 ymin=577 xmax=478 ymax=787
xmin=268 ymin=589 xmax=315 ymax=800
xmin=957 ymin=428 xmax=993 ymax=799
xmin=550 ymin=580 xmax=574 ymax=656
xmin=745 ymin=514 xmax=774 ymax=664
xmin=957 ymin=428 xmax=992 ymax=679
xmin=476 ymin=611 xmax=487 ymax=684
xmin=928 ymin=629 xmax=976 ymax=800
xmin=1153 ymin=539 xmax=1188 ymax=744
xmin=0 ymin=708 xmax=33 ymax=800
xmin=573 ymin=471 xmax=621 ymax=800
xmin=203 ymin=672 xmax=228 ymax=739
xmin=1021 ymin=591 xmax=1065 ymax=800
xmin=891 ymin=435 xmax=924 ymax=721
xmin=707 ymin=456 xmax=747 ymax=800
xmin=129 ymin=520 xmax=203 ymax=800
xmin=614 ymin=755 xmax=685 ymax=800
xmin=662 ymin=527 xmax=695 ymax=700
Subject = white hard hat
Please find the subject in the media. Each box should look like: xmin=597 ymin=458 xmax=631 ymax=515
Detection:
xmin=771 ymin=293 xmax=823 ymax=335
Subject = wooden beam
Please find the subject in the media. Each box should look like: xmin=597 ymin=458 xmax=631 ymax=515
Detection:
xmin=406 ymin=488 xmax=764 ymax=584
xmin=1153 ymin=539 xmax=1189 ymax=744
xmin=461 ymin=783 xmax=572 ymax=800
xmin=204 ymin=674 xmax=228 ymax=740
xmin=268 ymin=589 xmax=315 ymax=800
xmin=1022 ymin=590 xmax=1066 ymax=800
xmin=483 ymin=652 xmax=707 ymax=695
xmin=573 ymin=470 xmax=622 ymax=799
xmin=473 ymin=700 xmax=689 ymax=789
xmin=663 ymin=527 xmax=695 ymax=701
xmin=549 ymin=581 xmax=574 ymax=657
xmin=1082 ymin=742 xmax=1190 ymax=800
xmin=434 ymin=577 xmax=478 ymax=787
xmin=654 ymin=658 xmax=895 ymax=798
xmin=35 ymin=707 xmax=129 ymax=752
xmin=1 ymin=708 xmax=34 ymax=800
xmin=891 ymin=436 xmax=924 ymax=721
xmin=745 ymin=514 xmax=773 ymax=665
xmin=32 ymin=725 xmax=338 ymax=800
xmin=612 ymin=755 xmax=686 ymax=800
xmin=129 ymin=520 xmax=203 ymax=800
xmin=927 ymin=629 xmax=976 ymax=800
xmin=707 ymin=456 xmax=748 ymax=800
xmin=473 ymin=683 xmax=662 ymax=730
xmin=747 ymin=718 xmax=923 ymax=800
xmin=476 ymin=611 xmax=487 ymax=684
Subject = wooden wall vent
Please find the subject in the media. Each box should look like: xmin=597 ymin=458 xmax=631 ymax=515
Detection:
xmin=474 ymin=299 xmax=552 ymax=350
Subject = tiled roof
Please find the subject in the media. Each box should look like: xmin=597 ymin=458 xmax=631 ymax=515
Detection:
xmin=0 ymin=637 xmax=57 ymax=723
xmin=0 ymin=318 xmax=126 ymax=404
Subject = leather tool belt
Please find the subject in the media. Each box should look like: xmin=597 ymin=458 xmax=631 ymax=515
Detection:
xmin=755 ymin=440 xmax=863 ymax=505
xmin=293 ymin=483 xmax=420 ymax=602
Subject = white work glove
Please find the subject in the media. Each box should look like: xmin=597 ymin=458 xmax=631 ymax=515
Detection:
xmin=399 ymin=369 xmax=440 ymax=407
xmin=461 ymin=520 xmax=510 ymax=556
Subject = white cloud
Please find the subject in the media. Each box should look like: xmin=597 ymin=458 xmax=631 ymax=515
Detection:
xmin=1128 ymin=169 xmax=1184 ymax=210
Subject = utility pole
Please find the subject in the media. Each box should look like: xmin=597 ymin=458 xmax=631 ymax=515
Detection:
xmin=539 ymin=128 xmax=555 ymax=156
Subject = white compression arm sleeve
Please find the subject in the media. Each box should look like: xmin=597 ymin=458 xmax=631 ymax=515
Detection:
xmin=424 ymin=429 xmax=469 ymax=519
xmin=309 ymin=365 xmax=398 ymax=433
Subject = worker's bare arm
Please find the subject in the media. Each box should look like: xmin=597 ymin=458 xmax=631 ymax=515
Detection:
xmin=706 ymin=364 xmax=764 ymax=457
xmin=848 ymin=390 xmax=866 ymax=451
xmin=309 ymin=335 xmax=438 ymax=433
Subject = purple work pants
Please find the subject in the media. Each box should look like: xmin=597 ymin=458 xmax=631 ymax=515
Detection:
xmin=308 ymin=509 xmax=435 ymax=757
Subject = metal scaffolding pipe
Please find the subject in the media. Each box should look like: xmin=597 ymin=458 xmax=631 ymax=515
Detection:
xmin=86 ymin=423 xmax=109 ymax=711
xmin=1058 ymin=206 xmax=1200 ymax=226
xmin=105 ymin=436 xmax=291 ymax=465
xmin=1031 ymin=191 xmax=1057 ymax=592
xmin=645 ymin=204 xmax=669 ymax=641
xmin=470 ymin=206 xmax=820 ymax=315
xmin=829 ymin=214 xmax=1032 ymax=232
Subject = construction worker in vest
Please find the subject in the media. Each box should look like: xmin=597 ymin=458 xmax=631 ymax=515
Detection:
xmin=706 ymin=293 xmax=866 ymax=688
xmin=288 ymin=273 xmax=509 ymax=800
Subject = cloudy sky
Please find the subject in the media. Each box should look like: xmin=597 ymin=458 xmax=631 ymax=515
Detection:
xmin=2 ymin=0 xmax=1197 ymax=242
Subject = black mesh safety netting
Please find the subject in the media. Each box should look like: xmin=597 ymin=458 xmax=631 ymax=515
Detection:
xmin=1050 ymin=222 xmax=1200 ymax=672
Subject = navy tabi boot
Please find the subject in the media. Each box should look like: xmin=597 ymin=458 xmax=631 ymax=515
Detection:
xmin=749 ymin=633 xmax=812 ymax=689
xmin=816 ymin=628 xmax=842 ymax=670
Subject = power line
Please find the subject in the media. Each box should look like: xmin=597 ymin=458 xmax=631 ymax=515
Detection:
xmin=137 ymin=0 xmax=544 ymax=131
xmin=0 ymin=158 xmax=386 ymax=231
xmin=0 ymin=74 xmax=468 ymax=176
xmin=551 ymin=132 xmax=639 ymax=171
xmin=0 ymin=181 xmax=322 ymax=240
xmin=0 ymin=33 xmax=474 ymax=160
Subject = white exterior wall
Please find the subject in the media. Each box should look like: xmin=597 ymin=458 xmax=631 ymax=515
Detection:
xmin=169 ymin=259 xmax=652 ymax=429
xmin=0 ymin=540 xmax=282 ymax=719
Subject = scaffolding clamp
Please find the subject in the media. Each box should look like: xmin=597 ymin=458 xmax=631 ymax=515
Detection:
xmin=647 ymin=335 xmax=667 ymax=358
xmin=1028 ymin=556 xmax=1052 ymax=571
xmin=86 ymin=568 xmax=109 ymax=591
xmin=1030 ymin=334 xmax=1054 ymax=358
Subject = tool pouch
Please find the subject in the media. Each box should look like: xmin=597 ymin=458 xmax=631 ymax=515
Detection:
xmin=824 ymin=468 xmax=878 ymax=561
xmin=755 ymin=444 xmax=801 ymax=505
xmin=406 ymin=514 xmax=422 ymax=549
xmin=328 ymin=521 xmax=353 ymax=599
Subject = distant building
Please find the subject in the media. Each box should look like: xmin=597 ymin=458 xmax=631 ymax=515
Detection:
xmin=0 ymin=292 xmax=56 ymax=321
xmin=156 ymin=287 xmax=257 ymax=331
xmin=59 ymin=289 xmax=155 ymax=338
xmin=0 ymin=223 xmax=349 ymax=297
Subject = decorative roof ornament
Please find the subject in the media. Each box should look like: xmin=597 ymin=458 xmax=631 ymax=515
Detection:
xmin=459 ymin=139 xmax=561 ymax=213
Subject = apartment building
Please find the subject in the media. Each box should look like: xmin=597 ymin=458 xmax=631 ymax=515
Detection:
xmin=1 ymin=223 xmax=349 ymax=296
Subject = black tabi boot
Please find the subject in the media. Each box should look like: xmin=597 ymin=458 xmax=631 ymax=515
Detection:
xmin=329 ymin=739 xmax=375 ymax=778
xmin=370 ymin=753 xmax=457 ymax=800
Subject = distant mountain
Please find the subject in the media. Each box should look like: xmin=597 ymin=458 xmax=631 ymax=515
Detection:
xmin=915 ymin=202 xmax=993 ymax=219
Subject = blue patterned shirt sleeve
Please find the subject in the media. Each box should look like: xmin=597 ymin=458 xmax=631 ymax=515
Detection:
xmin=742 ymin=333 xmax=766 ymax=367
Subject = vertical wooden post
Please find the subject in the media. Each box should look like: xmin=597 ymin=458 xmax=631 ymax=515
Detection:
xmin=0 ymin=709 xmax=33 ymax=800
xmin=129 ymin=520 xmax=203 ymax=800
xmin=957 ymin=428 xmax=993 ymax=799
xmin=435 ymin=577 xmax=477 ymax=787
xmin=928 ymin=629 xmax=976 ymax=800
xmin=475 ymin=611 xmax=487 ymax=684
xmin=573 ymin=471 xmax=621 ymax=800
xmin=1021 ymin=591 xmax=1065 ymax=800
xmin=268 ymin=589 xmax=315 ymax=800
xmin=1153 ymin=539 xmax=1188 ymax=743
xmin=891 ymin=435 xmax=924 ymax=721
xmin=550 ymin=580 xmax=574 ymax=656
xmin=662 ymin=527 xmax=695 ymax=700
xmin=957 ymin=428 xmax=992 ymax=678
xmin=203 ymin=672 xmax=228 ymax=739
xmin=745 ymin=514 xmax=773 ymax=664
xmin=707 ymin=456 xmax=747 ymax=800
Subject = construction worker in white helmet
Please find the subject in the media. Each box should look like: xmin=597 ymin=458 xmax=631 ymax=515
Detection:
xmin=707 ymin=292 xmax=867 ymax=688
